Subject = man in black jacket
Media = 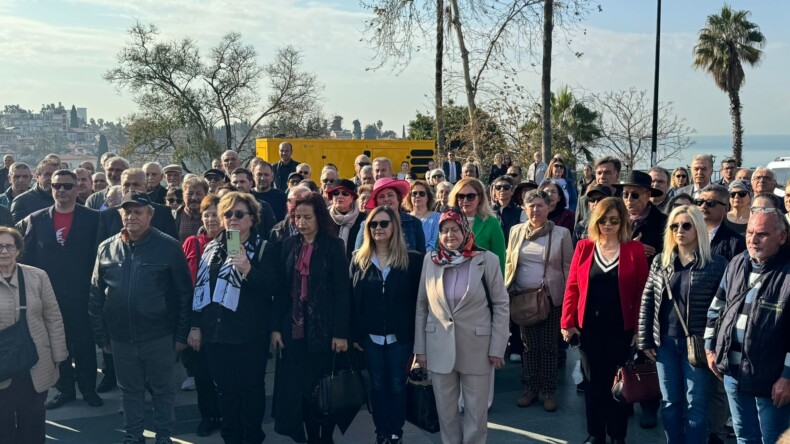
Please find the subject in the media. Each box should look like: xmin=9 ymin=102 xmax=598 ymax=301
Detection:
xmin=86 ymin=156 xmax=129 ymax=210
xmin=20 ymin=170 xmax=102 ymax=409
xmin=616 ymin=170 xmax=667 ymax=264
xmin=89 ymin=191 xmax=192 ymax=444
xmin=491 ymin=175 xmax=523 ymax=245
xmin=252 ymin=161 xmax=286 ymax=222
xmin=271 ymin=142 xmax=299 ymax=190
xmin=10 ymin=159 xmax=57 ymax=223
xmin=698 ymin=184 xmax=746 ymax=262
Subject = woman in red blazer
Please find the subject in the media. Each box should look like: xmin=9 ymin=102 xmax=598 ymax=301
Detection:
xmin=561 ymin=197 xmax=648 ymax=444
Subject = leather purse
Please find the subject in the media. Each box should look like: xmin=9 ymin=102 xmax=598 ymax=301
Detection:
xmin=663 ymin=270 xmax=707 ymax=368
xmin=315 ymin=352 xmax=369 ymax=418
xmin=611 ymin=356 xmax=661 ymax=404
xmin=406 ymin=357 xmax=440 ymax=433
xmin=0 ymin=269 xmax=39 ymax=382
xmin=509 ymin=232 xmax=551 ymax=327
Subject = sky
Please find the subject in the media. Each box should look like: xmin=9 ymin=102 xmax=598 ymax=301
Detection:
xmin=0 ymin=0 xmax=787 ymax=138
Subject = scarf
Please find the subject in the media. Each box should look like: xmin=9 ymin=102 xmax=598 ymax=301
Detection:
xmin=525 ymin=220 xmax=554 ymax=241
xmin=329 ymin=204 xmax=359 ymax=246
xmin=430 ymin=208 xmax=481 ymax=268
xmin=193 ymin=230 xmax=262 ymax=312
xmin=291 ymin=240 xmax=314 ymax=340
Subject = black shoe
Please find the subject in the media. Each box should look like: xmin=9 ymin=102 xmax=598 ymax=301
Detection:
xmin=96 ymin=375 xmax=117 ymax=393
xmin=708 ymin=433 xmax=724 ymax=444
xmin=83 ymin=391 xmax=103 ymax=407
xmin=582 ymin=436 xmax=604 ymax=444
xmin=45 ymin=393 xmax=76 ymax=410
xmin=196 ymin=418 xmax=219 ymax=437
xmin=375 ymin=435 xmax=387 ymax=444
xmin=388 ymin=435 xmax=403 ymax=444
xmin=639 ymin=409 xmax=657 ymax=429
xmin=576 ymin=381 xmax=586 ymax=393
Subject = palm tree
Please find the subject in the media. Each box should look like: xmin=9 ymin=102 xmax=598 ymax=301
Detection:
xmin=692 ymin=5 xmax=765 ymax=166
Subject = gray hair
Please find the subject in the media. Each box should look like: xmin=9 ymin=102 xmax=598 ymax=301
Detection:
xmin=142 ymin=161 xmax=163 ymax=172
xmin=9 ymin=162 xmax=30 ymax=174
xmin=752 ymin=166 xmax=775 ymax=180
xmin=105 ymin=156 xmax=130 ymax=169
xmin=360 ymin=165 xmax=373 ymax=175
xmin=287 ymin=185 xmax=311 ymax=198
xmin=435 ymin=181 xmax=453 ymax=193
xmin=691 ymin=154 xmax=715 ymax=167
xmin=522 ymin=189 xmax=551 ymax=207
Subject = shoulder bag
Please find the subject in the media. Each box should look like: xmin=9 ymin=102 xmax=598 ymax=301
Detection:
xmin=509 ymin=232 xmax=552 ymax=327
xmin=663 ymin=270 xmax=706 ymax=368
xmin=0 ymin=268 xmax=39 ymax=381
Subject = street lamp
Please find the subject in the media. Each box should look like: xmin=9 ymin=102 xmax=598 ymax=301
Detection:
xmin=650 ymin=0 xmax=662 ymax=167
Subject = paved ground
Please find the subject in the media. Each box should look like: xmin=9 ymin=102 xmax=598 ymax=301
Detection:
xmin=43 ymin=350 xmax=732 ymax=443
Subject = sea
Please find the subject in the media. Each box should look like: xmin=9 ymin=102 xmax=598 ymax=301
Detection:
xmin=663 ymin=134 xmax=790 ymax=169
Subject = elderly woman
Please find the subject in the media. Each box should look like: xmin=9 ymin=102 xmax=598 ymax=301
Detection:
xmin=0 ymin=227 xmax=66 ymax=442
xmin=354 ymin=178 xmax=426 ymax=254
xmin=357 ymin=184 xmax=373 ymax=213
xmin=726 ymin=179 xmax=752 ymax=235
xmin=271 ymin=193 xmax=351 ymax=443
xmin=414 ymin=209 xmax=509 ymax=444
xmin=562 ymin=198 xmax=649 ymax=444
xmin=637 ymin=205 xmax=727 ymax=444
xmin=448 ymin=178 xmax=506 ymax=272
xmin=538 ymin=179 xmax=575 ymax=233
xmin=505 ymin=190 xmax=573 ymax=412
xmin=403 ymin=180 xmax=440 ymax=252
xmin=351 ymin=206 xmax=423 ymax=444
xmin=434 ymin=180 xmax=452 ymax=212
xmin=190 ymin=192 xmax=276 ymax=444
xmin=327 ymin=179 xmax=366 ymax=259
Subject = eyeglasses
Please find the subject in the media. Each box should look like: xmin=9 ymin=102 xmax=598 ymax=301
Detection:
xmin=0 ymin=244 xmax=17 ymax=252
xmin=52 ymin=183 xmax=75 ymax=190
xmin=670 ymin=222 xmax=693 ymax=232
xmin=321 ymin=178 xmax=335 ymax=184
xmin=694 ymin=199 xmax=727 ymax=208
xmin=433 ymin=174 xmax=444 ymax=178
xmin=223 ymin=210 xmax=251 ymax=219
xmin=411 ymin=190 xmax=427 ymax=198
xmin=166 ymin=198 xmax=183 ymax=204
xmin=674 ymin=174 xmax=687 ymax=179
xmin=622 ymin=191 xmax=641 ymax=200
xmin=597 ymin=217 xmax=621 ymax=226
xmin=753 ymin=175 xmax=774 ymax=182
xmin=750 ymin=206 xmax=780 ymax=215
xmin=456 ymin=192 xmax=478 ymax=201
xmin=493 ymin=184 xmax=512 ymax=191
xmin=297 ymin=171 xmax=309 ymax=175
xmin=553 ymin=164 xmax=565 ymax=169
xmin=507 ymin=173 xmax=519 ymax=178
xmin=587 ymin=196 xmax=604 ymax=203
xmin=368 ymin=220 xmax=391 ymax=230
xmin=730 ymin=191 xmax=749 ymax=198
xmin=331 ymin=190 xmax=351 ymax=197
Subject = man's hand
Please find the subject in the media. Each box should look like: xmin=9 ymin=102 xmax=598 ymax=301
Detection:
xmin=771 ymin=377 xmax=790 ymax=408
xmin=635 ymin=233 xmax=656 ymax=257
xmin=271 ymin=331 xmax=284 ymax=350
xmin=416 ymin=354 xmax=427 ymax=369
xmin=188 ymin=328 xmax=202 ymax=352
xmin=706 ymin=350 xmax=723 ymax=381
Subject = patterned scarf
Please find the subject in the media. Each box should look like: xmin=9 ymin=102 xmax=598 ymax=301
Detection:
xmin=291 ymin=240 xmax=314 ymax=340
xmin=192 ymin=230 xmax=262 ymax=312
xmin=329 ymin=204 xmax=359 ymax=246
xmin=430 ymin=208 xmax=481 ymax=268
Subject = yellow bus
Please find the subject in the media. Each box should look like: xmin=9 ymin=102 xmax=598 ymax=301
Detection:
xmin=255 ymin=138 xmax=436 ymax=179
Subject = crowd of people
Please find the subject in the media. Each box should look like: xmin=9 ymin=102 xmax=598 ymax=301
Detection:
xmin=0 ymin=144 xmax=788 ymax=444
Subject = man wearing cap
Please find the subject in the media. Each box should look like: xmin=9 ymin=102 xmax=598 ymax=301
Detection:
xmin=203 ymin=169 xmax=228 ymax=194
xmin=354 ymin=178 xmax=426 ymax=254
xmin=143 ymin=162 xmax=167 ymax=205
xmin=89 ymin=191 xmax=193 ymax=444
xmin=716 ymin=157 xmax=737 ymax=187
xmin=573 ymin=184 xmax=612 ymax=245
xmin=491 ymin=176 xmax=523 ymax=244
xmin=272 ymin=141 xmax=299 ymax=190
xmin=327 ymin=179 xmax=366 ymax=259
xmin=252 ymin=161 xmax=286 ymax=222
xmin=163 ymin=164 xmax=183 ymax=188
xmin=286 ymin=172 xmax=304 ymax=189
xmin=616 ymin=170 xmax=667 ymax=263
xmin=352 ymin=154 xmax=371 ymax=186
xmin=648 ymin=166 xmax=672 ymax=214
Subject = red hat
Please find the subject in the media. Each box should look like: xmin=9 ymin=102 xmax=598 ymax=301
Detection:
xmin=365 ymin=178 xmax=410 ymax=210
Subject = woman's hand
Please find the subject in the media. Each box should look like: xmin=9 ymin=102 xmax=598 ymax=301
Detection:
xmin=489 ymin=356 xmax=505 ymax=369
xmin=271 ymin=331 xmax=284 ymax=350
xmin=561 ymin=327 xmax=580 ymax=343
xmin=332 ymin=337 xmax=348 ymax=353
xmin=231 ymin=245 xmax=251 ymax=276
xmin=643 ymin=348 xmax=656 ymax=362
xmin=416 ymin=354 xmax=427 ymax=368
xmin=187 ymin=328 xmax=202 ymax=352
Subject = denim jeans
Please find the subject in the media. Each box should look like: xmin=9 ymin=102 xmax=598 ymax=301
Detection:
xmin=363 ymin=336 xmax=413 ymax=437
xmin=723 ymin=375 xmax=790 ymax=444
xmin=655 ymin=335 xmax=710 ymax=444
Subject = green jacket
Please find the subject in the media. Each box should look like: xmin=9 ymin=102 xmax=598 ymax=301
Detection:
xmin=472 ymin=215 xmax=506 ymax=274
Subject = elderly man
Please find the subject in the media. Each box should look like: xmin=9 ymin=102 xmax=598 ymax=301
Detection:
xmin=373 ymin=157 xmax=394 ymax=181
xmin=353 ymin=154 xmax=371 ymax=186
xmin=86 ymin=156 xmax=129 ymax=210
xmin=269 ymin=185 xmax=311 ymax=246
xmin=80 ymin=161 xmax=95 ymax=175
xmin=461 ymin=162 xmax=479 ymax=180
xmin=751 ymin=167 xmax=779 ymax=196
xmin=717 ymin=157 xmax=737 ymax=187
xmin=0 ymin=154 xmax=13 ymax=189
xmin=272 ymin=141 xmax=299 ymax=190
xmin=359 ymin=165 xmax=375 ymax=186
xmin=229 ymin=168 xmax=277 ymax=235
xmin=0 ymin=162 xmax=32 ymax=208
xmin=676 ymin=154 xmax=714 ymax=198
xmin=319 ymin=166 xmax=339 ymax=196
xmin=705 ymin=210 xmax=790 ymax=444
xmin=575 ymin=156 xmax=622 ymax=226
xmin=526 ymin=151 xmax=548 ymax=183
xmin=203 ymin=169 xmax=227 ymax=194
xmin=20 ymin=170 xmax=101 ymax=410
xmin=252 ymin=161 xmax=286 ymax=222
xmin=697 ymin=184 xmax=746 ymax=261
xmin=73 ymin=168 xmax=93 ymax=203
xmin=735 ymin=168 xmax=753 ymax=181
xmin=220 ymin=150 xmax=240 ymax=174
xmin=163 ymin=164 xmax=183 ymax=188
xmin=92 ymin=172 xmax=108 ymax=193
xmin=442 ymin=152 xmax=461 ymax=183
xmin=89 ymin=191 xmax=193 ymax=444
xmin=11 ymin=159 xmax=58 ymax=223
xmin=143 ymin=162 xmax=167 ymax=205
xmin=173 ymin=177 xmax=207 ymax=244
xmin=648 ymin=166 xmax=672 ymax=214
xmin=295 ymin=163 xmax=311 ymax=180
xmin=616 ymin=170 xmax=667 ymax=263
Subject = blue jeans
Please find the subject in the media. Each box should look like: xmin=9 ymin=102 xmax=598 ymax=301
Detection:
xmin=723 ymin=375 xmax=790 ymax=444
xmin=363 ymin=337 xmax=413 ymax=437
xmin=655 ymin=335 xmax=710 ymax=444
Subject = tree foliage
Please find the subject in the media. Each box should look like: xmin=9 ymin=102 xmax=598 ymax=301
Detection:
xmin=352 ymin=119 xmax=363 ymax=140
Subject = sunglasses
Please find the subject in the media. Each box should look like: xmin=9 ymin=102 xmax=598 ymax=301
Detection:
xmin=331 ymin=190 xmax=351 ymax=197
xmin=587 ymin=196 xmax=604 ymax=203
xmin=730 ymin=191 xmax=749 ymax=198
xmin=223 ymin=210 xmax=251 ymax=219
xmin=553 ymin=164 xmax=565 ymax=169
xmin=622 ymin=191 xmax=641 ymax=200
xmin=298 ymin=171 xmax=309 ymax=175
xmin=456 ymin=192 xmax=478 ymax=201
xmin=597 ymin=216 xmax=621 ymax=226
xmin=321 ymin=178 xmax=335 ymax=184
xmin=52 ymin=183 xmax=75 ymax=190
xmin=368 ymin=220 xmax=391 ymax=230
xmin=507 ymin=173 xmax=519 ymax=178
xmin=674 ymin=174 xmax=688 ymax=179
xmin=694 ymin=199 xmax=726 ymax=208
xmin=670 ymin=222 xmax=693 ymax=232
xmin=411 ymin=190 xmax=427 ymax=198
xmin=356 ymin=162 xmax=371 ymax=167
xmin=206 ymin=175 xmax=223 ymax=181
xmin=166 ymin=198 xmax=183 ymax=204
xmin=494 ymin=184 xmax=512 ymax=191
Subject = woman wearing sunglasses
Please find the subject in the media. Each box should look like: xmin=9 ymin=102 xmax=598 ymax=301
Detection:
xmin=403 ymin=180 xmax=440 ymax=252
xmin=562 ymin=197 xmax=649 ymax=444
xmin=350 ymin=206 xmax=422 ymax=444
xmin=354 ymin=178 xmax=426 ymax=254
xmin=190 ymin=192 xmax=277 ymax=444
xmin=448 ymin=178 xmax=506 ymax=272
xmin=538 ymin=179 xmax=575 ymax=234
xmin=414 ymin=209 xmax=509 ymax=444
xmin=326 ymin=179 xmax=366 ymax=260
xmin=637 ymin=205 xmax=727 ymax=444
xmin=544 ymin=156 xmax=577 ymax=211
xmin=726 ymin=180 xmax=752 ymax=236
xmin=670 ymin=167 xmax=690 ymax=194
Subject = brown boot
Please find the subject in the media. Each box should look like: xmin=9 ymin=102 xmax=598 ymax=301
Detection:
xmin=516 ymin=390 xmax=537 ymax=408
xmin=543 ymin=394 xmax=557 ymax=412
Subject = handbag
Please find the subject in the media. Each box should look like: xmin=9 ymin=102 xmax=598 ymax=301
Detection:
xmin=663 ymin=270 xmax=707 ymax=368
xmin=0 ymin=268 xmax=39 ymax=382
xmin=405 ymin=358 xmax=440 ymax=433
xmin=315 ymin=352 xmax=368 ymax=418
xmin=509 ymin=232 xmax=552 ymax=327
xmin=611 ymin=353 xmax=661 ymax=404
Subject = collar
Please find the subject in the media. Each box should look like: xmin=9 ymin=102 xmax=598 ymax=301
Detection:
xmin=709 ymin=224 xmax=721 ymax=240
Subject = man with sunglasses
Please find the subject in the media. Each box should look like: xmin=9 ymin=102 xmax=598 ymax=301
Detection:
xmin=490 ymin=176 xmax=523 ymax=244
xmin=20 ymin=169 xmax=102 ymax=410
xmin=615 ymin=171 xmax=667 ymax=263
xmin=202 ymin=168 xmax=228 ymax=194
xmin=352 ymin=154 xmax=371 ymax=186
xmin=506 ymin=165 xmax=523 ymax=184
xmin=697 ymin=185 xmax=746 ymax=262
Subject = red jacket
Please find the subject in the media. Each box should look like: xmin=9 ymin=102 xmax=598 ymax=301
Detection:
xmin=561 ymin=239 xmax=648 ymax=331
xmin=182 ymin=233 xmax=212 ymax=286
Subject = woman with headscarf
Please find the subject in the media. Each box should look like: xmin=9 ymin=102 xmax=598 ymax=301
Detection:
xmin=725 ymin=179 xmax=752 ymax=235
xmin=327 ymin=179 xmax=366 ymax=260
xmin=414 ymin=209 xmax=509 ymax=444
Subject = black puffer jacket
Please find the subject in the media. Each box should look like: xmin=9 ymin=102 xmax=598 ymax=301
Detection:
xmin=637 ymin=250 xmax=727 ymax=350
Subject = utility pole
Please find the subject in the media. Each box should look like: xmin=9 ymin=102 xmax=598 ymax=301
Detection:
xmin=650 ymin=0 xmax=662 ymax=167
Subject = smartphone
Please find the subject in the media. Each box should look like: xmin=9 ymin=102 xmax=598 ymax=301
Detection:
xmin=226 ymin=229 xmax=240 ymax=256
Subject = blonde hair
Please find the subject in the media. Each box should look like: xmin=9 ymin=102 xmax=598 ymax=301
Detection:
xmin=661 ymin=205 xmax=711 ymax=269
xmin=353 ymin=206 xmax=409 ymax=272
xmin=587 ymin=197 xmax=632 ymax=243
xmin=401 ymin=180 xmax=435 ymax=213
xmin=448 ymin=178 xmax=493 ymax=220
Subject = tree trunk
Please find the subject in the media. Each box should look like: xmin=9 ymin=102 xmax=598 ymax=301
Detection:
xmin=541 ymin=0 xmax=554 ymax=164
xmin=435 ymin=0 xmax=445 ymax=159
xmin=449 ymin=0 xmax=480 ymax=162
xmin=728 ymin=88 xmax=743 ymax=166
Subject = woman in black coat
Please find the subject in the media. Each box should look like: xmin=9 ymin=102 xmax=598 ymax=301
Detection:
xmin=271 ymin=193 xmax=351 ymax=444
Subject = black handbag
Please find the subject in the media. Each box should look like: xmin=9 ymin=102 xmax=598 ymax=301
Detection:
xmin=315 ymin=352 xmax=368 ymax=418
xmin=0 ymin=269 xmax=39 ymax=381
xmin=405 ymin=360 xmax=440 ymax=433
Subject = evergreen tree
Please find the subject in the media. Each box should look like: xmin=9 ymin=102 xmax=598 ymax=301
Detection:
xmin=70 ymin=105 xmax=80 ymax=128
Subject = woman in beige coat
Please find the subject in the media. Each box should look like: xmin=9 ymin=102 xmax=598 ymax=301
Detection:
xmin=0 ymin=227 xmax=67 ymax=443
xmin=504 ymin=190 xmax=573 ymax=412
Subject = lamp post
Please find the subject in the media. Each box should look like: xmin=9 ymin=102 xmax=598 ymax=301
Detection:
xmin=650 ymin=0 xmax=662 ymax=167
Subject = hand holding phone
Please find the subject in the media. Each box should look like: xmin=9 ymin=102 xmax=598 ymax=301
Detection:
xmin=226 ymin=229 xmax=240 ymax=256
